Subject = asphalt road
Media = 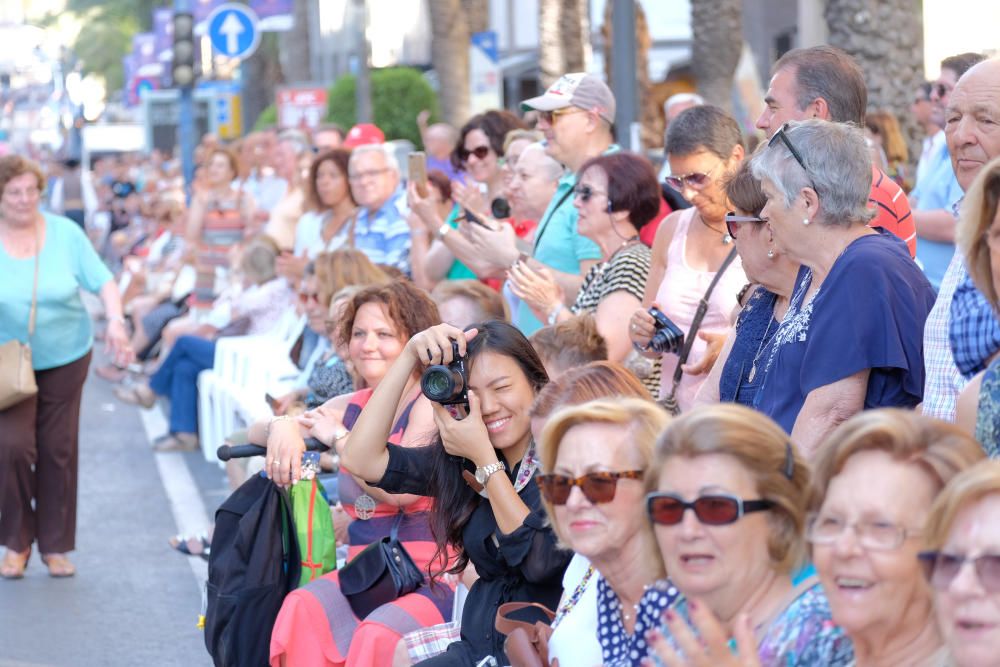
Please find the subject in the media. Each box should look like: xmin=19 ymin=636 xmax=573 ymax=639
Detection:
xmin=0 ymin=350 xmax=222 ymax=667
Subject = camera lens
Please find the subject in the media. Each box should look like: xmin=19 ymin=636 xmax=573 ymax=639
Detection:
xmin=421 ymin=366 xmax=463 ymax=402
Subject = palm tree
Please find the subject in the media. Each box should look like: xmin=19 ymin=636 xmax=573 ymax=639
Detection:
xmin=690 ymin=0 xmax=742 ymax=112
xmin=825 ymin=0 xmax=924 ymax=157
xmin=601 ymin=1 xmax=655 ymax=148
xmin=427 ymin=0 xmax=489 ymax=126
xmin=539 ymin=0 xmax=589 ymax=88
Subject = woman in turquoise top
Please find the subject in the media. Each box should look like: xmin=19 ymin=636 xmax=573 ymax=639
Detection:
xmin=0 ymin=155 xmax=132 ymax=579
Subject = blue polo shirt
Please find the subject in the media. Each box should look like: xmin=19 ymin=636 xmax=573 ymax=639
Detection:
xmin=912 ymin=143 xmax=964 ymax=291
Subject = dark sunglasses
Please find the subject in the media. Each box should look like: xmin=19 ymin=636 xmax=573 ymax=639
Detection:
xmin=645 ymin=492 xmax=774 ymax=526
xmin=919 ymin=551 xmax=1000 ymax=593
xmin=934 ymin=83 xmax=952 ymax=99
xmin=572 ymin=184 xmax=607 ymax=203
xmin=724 ymin=211 xmax=766 ymax=239
xmin=663 ymin=163 xmax=721 ymax=192
xmin=459 ymin=146 xmax=491 ymax=163
xmin=768 ymin=123 xmax=817 ymax=190
xmin=536 ymin=471 xmax=643 ymax=505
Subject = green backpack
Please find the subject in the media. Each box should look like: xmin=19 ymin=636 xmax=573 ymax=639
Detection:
xmin=290 ymin=477 xmax=338 ymax=587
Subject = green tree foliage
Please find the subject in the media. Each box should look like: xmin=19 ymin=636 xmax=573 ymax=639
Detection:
xmin=65 ymin=0 xmax=158 ymax=91
xmin=254 ymin=104 xmax=278 ymax=131
xmin=327 ymin=68 xmax=440 ymax=146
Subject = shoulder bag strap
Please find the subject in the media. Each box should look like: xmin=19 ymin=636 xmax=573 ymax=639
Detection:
xmin=389 ymin=510 xmax=405 ymax=542
xmin=495 ymin=601 xmax=557 ymax=636
xmin=531 ymin=185 xmax=575 ymax=252
xmin=28 ymin=218 xmax=40 ymax=337
xmin=666 ymin=246 xmax=739 ymax=392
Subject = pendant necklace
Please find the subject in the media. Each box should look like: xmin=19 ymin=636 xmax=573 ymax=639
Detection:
xmin=698 ymin=211 xmax=732 ymax=245
xmin=747 ymin=314 xmax=778 ymax=384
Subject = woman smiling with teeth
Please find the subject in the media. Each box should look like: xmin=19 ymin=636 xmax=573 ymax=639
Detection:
xmin=342 ymin=320 xmax=569 ymax=666
xmin=808 ymin=410 xmax=984 ymax=667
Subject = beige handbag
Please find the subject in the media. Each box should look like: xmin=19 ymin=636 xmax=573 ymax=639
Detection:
xmin=0 ymin=224 xmax=40 ymax=411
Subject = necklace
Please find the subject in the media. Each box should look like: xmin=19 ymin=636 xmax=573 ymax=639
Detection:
xmin=698 ymin=212 xmax=732 ymax=245
xmin=596 ymin=235 xmax=640 ymax=276
xmin=747 ymin=313 xmax=778 ymax=384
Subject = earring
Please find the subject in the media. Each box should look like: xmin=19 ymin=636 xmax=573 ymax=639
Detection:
xmin=802 ymin=218 xmax=810 ymax=225
xmin=767 ymin=249 xmax=775 ymax=259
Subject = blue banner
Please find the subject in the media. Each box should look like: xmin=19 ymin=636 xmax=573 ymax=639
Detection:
xmin=251 ymin=0 xmax=293 ymax=31
xmin=153 ymin=8 xmax=173 ymax=58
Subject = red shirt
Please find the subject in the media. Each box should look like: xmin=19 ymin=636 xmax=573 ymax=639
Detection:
xmin=869 ymin=166 xmax=916 ymax=258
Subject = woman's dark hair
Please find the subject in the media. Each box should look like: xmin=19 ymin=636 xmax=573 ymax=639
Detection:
xmin=578 ymin=152 xmax=662 ymax=231
xmin=665 ymin=105 xmax=743 ymax=160
xmin=450 ymin=110 xmax=528 ymax=171
xmin=724 ymin=158 xmax=767 ymax=216
xmin=425 ymin=320 xmax=549 ymax=577
xmin=307 ymin=148 xmax=355 ymax=211
xmin=427 ymin=169 xmax=453 ymax=202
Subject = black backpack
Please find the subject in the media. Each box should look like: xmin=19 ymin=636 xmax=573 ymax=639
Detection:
xmin=204 ymin=474 xmax=301 ymax=667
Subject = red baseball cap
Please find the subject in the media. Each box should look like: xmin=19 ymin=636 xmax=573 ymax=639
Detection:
xmin=343 ymin=123 xmax=385 ymax=148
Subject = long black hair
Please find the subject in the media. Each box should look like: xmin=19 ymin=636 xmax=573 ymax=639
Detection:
xmin=425 ymin=320 xmax=549 ymax=577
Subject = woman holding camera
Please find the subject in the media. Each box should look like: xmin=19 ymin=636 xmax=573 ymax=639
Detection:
xmin=506 ymin=151 xmax=662 ymax=393
xmin=628 ymin=106 xmax=747 ymax=409
xmin=342 ymin=319 xmax=568 ymax=666
xmin=260 ymin=281 xmax=452 ymax=667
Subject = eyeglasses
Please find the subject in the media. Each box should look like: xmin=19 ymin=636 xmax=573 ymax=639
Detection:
xmin=806 ymin=514 xmax=920 ymax=551
xmin=536 ymin=471 xmax=644 ymax=505
xmin=459 ymin=146 xmax=491 ymax=163
xmin=918 ymin=551 xmax=1000 ymax=593
xmin=538 ymin=108 xmax=587 ymax=125
xmin=298 ymin=292 xmax=319 ymax=305
xmin=768 ymin=123 xmax=817 ymax=191
xmin=724 ymin=211 xmax=766 ymax=239
xmin=572 ymin=184 xmax=608 ymax=203
xmin=348 ymin=167 xmax=390 ymax=182
xmin=663 ymin=163 xmax=722 ymax=192
xmin=645 ymin=492 xmax=774 ymax=526
xmin=934 ymin=83 xmax=952 ymax=99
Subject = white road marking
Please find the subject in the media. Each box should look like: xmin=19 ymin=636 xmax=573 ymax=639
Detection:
xmin=139 ymin=405 xmax=209 ymax=584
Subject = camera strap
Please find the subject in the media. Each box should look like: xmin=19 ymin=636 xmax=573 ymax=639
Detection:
xmin=663 ymin=246 xmax=739 ymax=402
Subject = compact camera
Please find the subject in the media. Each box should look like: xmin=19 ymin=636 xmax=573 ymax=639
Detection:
xmin=647 ymin=307 xmax=685 ymax=355
xmin=420 ymin=341 xmax=469 ymax=410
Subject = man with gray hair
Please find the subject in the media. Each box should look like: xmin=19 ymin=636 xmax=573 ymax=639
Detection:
xmin=347 ymin=143 xmax=411 ymax=273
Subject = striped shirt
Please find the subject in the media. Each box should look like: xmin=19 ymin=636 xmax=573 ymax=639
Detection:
xmin=869 ymin=166 xmax=916 ymax=258
xmin=352 ymin=188 xmax=412 ymax=274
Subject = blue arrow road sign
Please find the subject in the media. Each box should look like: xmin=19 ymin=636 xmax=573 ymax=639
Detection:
xmin=207 ymin=3 xmax=261 ymax=59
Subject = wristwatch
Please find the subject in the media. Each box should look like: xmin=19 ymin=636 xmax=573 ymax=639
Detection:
xmin=547 ymin=303 xmax=564 ymax=326
xmin=438 ymin=222 xmax=452 ymax=238
xmin=474 ymin=460 xmax=505 ymax=486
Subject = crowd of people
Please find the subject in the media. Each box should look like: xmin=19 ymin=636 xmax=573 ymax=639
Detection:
xmin=1 ymin=42 xmax=999 ymax=667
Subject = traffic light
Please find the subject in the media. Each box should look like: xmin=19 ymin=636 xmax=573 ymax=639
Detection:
xmin=172 ymin=11 xmax=196 ymax=89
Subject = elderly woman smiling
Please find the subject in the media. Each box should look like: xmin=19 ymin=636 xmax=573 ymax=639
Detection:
xmin=646 ymin=404 xmax=852 ymax=667
xmin=538 ymin=397 xmax=673 ymax=667
xmin=808 ymin=409 xmax=985 ymax=667
xmin=749 ymin=120 xmax=935 ymax=455
xmin=920 ymin=460 xmax=1000 ymax=667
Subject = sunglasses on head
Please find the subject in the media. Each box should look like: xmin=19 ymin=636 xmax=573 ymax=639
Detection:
xmin=645 ymin=492 xmax=774 ymax=526
xmin=460 ymin=146 xmax=491 ymax=163
xmin=768 ymin=123 xmax=817 ymax=190
xmin=664 ymin=162 xmax=721 ymax=192
xmin=724 ymin=211 xmax=766 ymax=239
xmin=919 ymin=551 xmax=1000 ymax=593
xmin=572 ymin=184 xmax=608 ymax=203
xmin=536 ymin=470 xmax=643 ymax=505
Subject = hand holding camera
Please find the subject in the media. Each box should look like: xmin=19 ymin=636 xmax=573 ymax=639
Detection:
xmin=629 ymin=305 xmax=685 ymax=355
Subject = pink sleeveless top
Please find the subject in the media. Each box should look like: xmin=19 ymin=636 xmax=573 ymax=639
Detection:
xmin=654 ymin=208 xmax=746 ymax=409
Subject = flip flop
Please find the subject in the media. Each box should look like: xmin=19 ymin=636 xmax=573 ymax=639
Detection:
xmin=40 ymin=553 xmax=75 ymax=578
xmin=168 ymin=535 xmax=211 ymax=561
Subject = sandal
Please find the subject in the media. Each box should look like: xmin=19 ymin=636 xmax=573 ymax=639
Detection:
xmin=0 ymin=548 xmax=30 ymax=580
xmin=153 ymin=432 xmax=200 ymax=452
xmin=40 ymin=553 xmax=75 ymax=578
xmin=113 ymin=384 xmax=156 ymax=409
xmin=168 ymin=534 xmax=211 ymax=561
xmin=94 ymin=364 xmax=128 ymax=383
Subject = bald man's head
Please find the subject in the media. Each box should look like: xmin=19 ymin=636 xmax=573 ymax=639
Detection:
xmin=947 ymin=58 xmax=1000 ymax=191
xmin=424 ymin=123 xmax=458 ymax=161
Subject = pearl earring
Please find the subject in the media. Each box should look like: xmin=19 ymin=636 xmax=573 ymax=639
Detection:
xmin=767 ymin=249 xmax=775 ymax=259
xmin=802 ymin=218 xmax=810 ymax=225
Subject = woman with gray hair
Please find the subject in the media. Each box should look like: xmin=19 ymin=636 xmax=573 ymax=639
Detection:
xmin=749 ymin=120 xmax=934 ymax=456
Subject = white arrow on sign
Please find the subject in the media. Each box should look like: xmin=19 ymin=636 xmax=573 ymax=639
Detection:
xmin=220 ymin=12 xmax=243 ymax=55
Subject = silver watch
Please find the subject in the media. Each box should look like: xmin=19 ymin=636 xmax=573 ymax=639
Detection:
xmin=474 ymin=460 xmax=505 ymax=486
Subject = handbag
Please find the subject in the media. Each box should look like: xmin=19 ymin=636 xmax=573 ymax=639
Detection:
xmin=0 ymin=222 xmax=40 ymax=411
xmin=495 ymin=601 xmax=558 ymax=667
xmin=338 ymin=511 xmax=424 ymax=619
xmin=659 ymin=246 xmax=739 ymax=415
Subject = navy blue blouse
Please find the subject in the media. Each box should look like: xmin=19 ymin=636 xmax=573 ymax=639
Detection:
xmin=719 ymin=286 xmax=780 ymax=407
xmin=753 ymin=230 xmax=935 ymax=433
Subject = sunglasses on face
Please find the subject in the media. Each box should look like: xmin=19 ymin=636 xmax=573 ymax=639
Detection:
xmin=768 ymin=123 xmax=817 ymax=190
xmin=298 ymin=292 xmax=319 ymax=305
xmin=664 ymin=163 xmax=721 ymax=192
xmin=538 ymin=107 xmax=587 ymax=125
xmin=536 ymin=470 xmax=644 ymax=505
xmin=459 ymin=146 xmax=491 ymax=163
xmin=645 ymin=492 xmax=774 ymax=526
xmin=724 ymin=211 xmax=766 ymax=239
xmin=919 ymin=551 xmax=1000 ymax=593
xmin=572 ymin=184 xmax=608 ymax=203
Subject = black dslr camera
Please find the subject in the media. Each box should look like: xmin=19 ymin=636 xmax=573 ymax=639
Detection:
xmin=420 ymin=341 xmax=469 ymax=410
xmin=647 ymin=307 xmax=685 ymax=355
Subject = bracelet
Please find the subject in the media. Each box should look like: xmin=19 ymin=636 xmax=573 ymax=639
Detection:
xmin=438 ymin=222 xmax=452 ymax=238
xmin=546 ymin=303 xmax=564 ymax=326
xmin=108 ymin=316 xmax=126 ymax=325
xmin=266 ymin=414 xmax=294 ymax=439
